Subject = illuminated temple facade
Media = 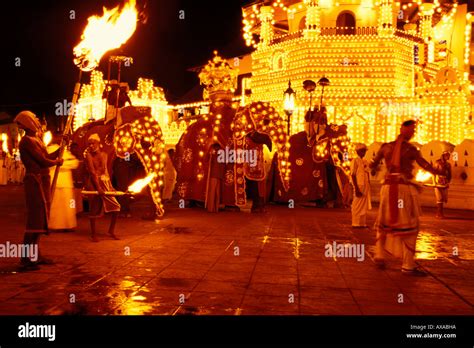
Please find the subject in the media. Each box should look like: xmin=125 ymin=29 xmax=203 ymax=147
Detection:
xmin=242 ymin=0 xmax=474 ymax=145
xmin=75 ymin=0 xmax=474 ymax=147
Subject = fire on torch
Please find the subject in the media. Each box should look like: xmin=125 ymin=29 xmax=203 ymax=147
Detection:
xmin=82 ymin=173 xmax=155 ymax=196
xmin=1 ymin=134 xmax=8 ymax=154
xmin=50 ymin=0 xmax=139 ymax=201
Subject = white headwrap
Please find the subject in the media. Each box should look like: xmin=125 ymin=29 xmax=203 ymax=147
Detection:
xmin=14 ymin=111 xmax=41 ymax=133
xmin=88 ymin=133 xmax=101 ymax=142
xmin=355 ymin=143 xmax=367 ymax=151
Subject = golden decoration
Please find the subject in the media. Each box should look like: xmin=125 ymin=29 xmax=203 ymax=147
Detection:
xmin=198 ymin=51 xmax=239 ymax=100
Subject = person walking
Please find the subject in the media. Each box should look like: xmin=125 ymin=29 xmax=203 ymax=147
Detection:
xmin=350 ymin=144 xmax=371 ymax=228
xmin=370 ymin=120 xmax=441 ymax=276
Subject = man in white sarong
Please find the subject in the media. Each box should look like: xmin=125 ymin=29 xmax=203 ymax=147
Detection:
xmin=370 ymin=120 xmax=441 ymax=276
xmin=48 ymin=142 xmax=79 ymax=231
xmin=350 ymin=144 xmax=371 ymax=227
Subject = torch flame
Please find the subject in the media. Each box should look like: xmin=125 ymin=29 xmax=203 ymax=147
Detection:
xmin=127 ymin=172 xmax=156 ymax=194
xmin=43 ymin=131 xmax=52 ymax=147
xmin=415 ymin=169 xmax=432 ymax=182
xmin=73 ymin=0 xmax=138 ymax=71
xmin=1 ymin=134 xmax=8 ymax=153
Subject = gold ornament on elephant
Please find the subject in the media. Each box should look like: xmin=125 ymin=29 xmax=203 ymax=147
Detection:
xmin=198 ymin=51 xmax=238 ymax=101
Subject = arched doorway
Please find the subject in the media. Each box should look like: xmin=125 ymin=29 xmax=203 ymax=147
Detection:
xmin=336 ymin=11 xmax=356 ymax=35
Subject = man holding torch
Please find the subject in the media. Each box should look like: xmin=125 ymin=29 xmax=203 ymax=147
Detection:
xmin=84 ymin=133 xmax=121 ymax=242
xmin=370 ymin=120 xmax=442 ymax=276
xmin=14 ymin=111 xmax=63 ymax=271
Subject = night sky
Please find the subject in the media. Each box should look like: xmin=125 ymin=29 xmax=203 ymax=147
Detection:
xmin=0 ymin=0 xmax=251 ymax=121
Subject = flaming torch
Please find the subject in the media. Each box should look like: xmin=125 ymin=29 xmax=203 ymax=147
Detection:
xmin=415 ymin=169 xmax=433 ymax=183
xmin=82 ymin=173 xmax=155 ymax=196
xmin=51 ymin=0 xmax=139 ymax=200
xmin=43 ymin=131 xmax=52 ymax=147
xmin=1 ymin=134 xmax=8 ymax=154
xmin=415 ymin=169 xmax=447 ymax=188
xmin=127 ymin=173 xmax=156 ymax=194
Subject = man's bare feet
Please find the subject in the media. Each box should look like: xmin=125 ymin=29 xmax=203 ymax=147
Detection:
xmin=90 ymin=235 xmax=99 ymax=242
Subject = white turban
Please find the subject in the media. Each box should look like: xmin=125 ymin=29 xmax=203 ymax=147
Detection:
xmin=14 ymin=111 xmax=41 ymax=133
xmin=88 ymin=133 xmax=101 ymax=142
xmin=355 ymin=143 xmax=367 ymax=151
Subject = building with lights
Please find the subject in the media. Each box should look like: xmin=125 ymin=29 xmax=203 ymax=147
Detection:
xmin=241 ymin=0 xmax=474 ymax=145
xmin=74 ymin=71 xmax=187 ymax=145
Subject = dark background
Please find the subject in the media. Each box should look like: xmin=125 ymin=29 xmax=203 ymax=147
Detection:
xmin=0 ymin=0 xmax=251 ymax=122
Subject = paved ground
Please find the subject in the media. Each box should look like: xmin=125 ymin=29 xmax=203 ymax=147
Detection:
xmin=0 ymin=185 xmax=473 ymax=315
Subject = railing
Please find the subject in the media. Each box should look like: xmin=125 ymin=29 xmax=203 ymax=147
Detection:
xmin=268 ymin=26 xmax=425 ymax=45
xmin=270 ymin=30 xmax=303 ymax=45
xmin=269 ymin=27 xmax=378 ymax=45
xmin=394 ymin=29 xmax=424 ymax=43
xmin=320 ymin=26 xmax=378 ymax=36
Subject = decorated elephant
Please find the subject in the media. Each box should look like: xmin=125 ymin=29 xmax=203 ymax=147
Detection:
xmin=173 ymin=99 xmax=291 ymax=209
xmin=272 ymin=106 xmax=352 ymax=207
xmin=173 ymin=51 xmax=292 ymax=209
xmin=70 ymin=105 xmax=167 ymax=216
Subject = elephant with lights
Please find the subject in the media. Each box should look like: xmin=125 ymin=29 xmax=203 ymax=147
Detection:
xmin=71 ymin=105 xmax=167 ymax=217
xmin=173 ymin=99 xmax=291 ymax=208
xmin=272 ymin=107 xmax=352 ymax=207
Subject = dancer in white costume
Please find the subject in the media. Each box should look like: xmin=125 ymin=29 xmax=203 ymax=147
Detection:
xmin=350 ymin=144 xmax=371 ymax=227
xmin=48 ymin=143 xmax=79 ymax=231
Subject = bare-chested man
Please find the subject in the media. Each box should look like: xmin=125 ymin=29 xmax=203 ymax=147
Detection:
xmin=84 ymin=134 xmax=120 ymax=242
xmin=370 ymin=120 xmax=441 ymax=276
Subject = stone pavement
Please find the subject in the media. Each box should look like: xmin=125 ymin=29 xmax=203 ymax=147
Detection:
xmin=0 ymin=185 xmax=473 ymax=315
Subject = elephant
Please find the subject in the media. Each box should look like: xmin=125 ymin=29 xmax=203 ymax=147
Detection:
xmin=70 ymin=105 xmax=167 ymax=216
xmin=173 ymin=99 xmax=291 ymax=208
xmin=272 ymin=107 xmax=352 ymax=207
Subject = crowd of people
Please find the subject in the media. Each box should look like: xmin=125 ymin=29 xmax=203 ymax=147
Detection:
xmin=0 ymin=150 xmax=25 ymax=185
xmin=9 ymin=100 xmax=452 ymax=278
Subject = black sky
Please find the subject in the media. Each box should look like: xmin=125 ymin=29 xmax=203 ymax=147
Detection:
xmin=0 ymin=0 xmax=251 ymax=119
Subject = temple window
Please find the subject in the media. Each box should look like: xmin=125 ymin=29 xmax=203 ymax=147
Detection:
xmin=336 ymin=11 xmax=356 ymax=35
xmin=272 ymin=51 xmax=285 ymax=71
